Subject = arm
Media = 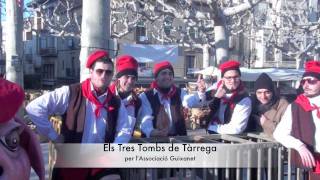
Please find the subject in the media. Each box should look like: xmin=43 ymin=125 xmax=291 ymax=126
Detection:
xmin=26 ymin=86 xmax=70 ymax=141
xmin=273 ymin=104 xmax=315 ymax=168
xmin=208 ymin=97 xmax=252 ymax=134
xmin=273 ymin=104 xmax=304 ymax=149
xmin=182 ymin=90 xmax=208 ymax=108
xmin=114 ymin=102 xmax=134 ymax=143
xmin=138 ymin=92 xmax=155 ymax=138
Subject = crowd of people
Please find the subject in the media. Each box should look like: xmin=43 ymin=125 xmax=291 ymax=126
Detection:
xmin=1 ymin=49 xmax=320 ymax=179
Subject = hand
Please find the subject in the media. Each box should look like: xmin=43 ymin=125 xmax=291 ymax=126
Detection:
xmin=260 ymin=115 xmax=267 ymax=125
xmin=297 ymin=144 xmax=316 ymax=168
xmin=197 ymin=75 xmax=206 ymax=93
xmin=150 ymin=129 xmax=168 ymax=137
xmin=214 ymin=82 xmax=226 ymax=98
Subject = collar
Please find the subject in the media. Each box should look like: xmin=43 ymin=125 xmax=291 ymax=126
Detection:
xmin=308 ymin=95 xmax=320 ymax=106
xmin=90 ymin=82 xmax=108 ymax=97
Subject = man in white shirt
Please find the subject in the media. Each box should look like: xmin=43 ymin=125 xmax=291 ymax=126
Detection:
xmin=274 ymin=60 xmax=320 ymax=179
xmin=139 ymin=61 xmax=188 ymax=137
xmin=26 ymin=50 xmax=132 ymax=179
xmin=109 ymin=55 xmax=142 ymax=136
xmin=202 ymin=60 xmax=252 ymax=134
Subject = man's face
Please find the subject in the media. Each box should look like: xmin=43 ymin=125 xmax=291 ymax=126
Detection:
xmin=90 ymin=62 xmax=114 ymax=90
xmin=155 ymin=69 xmax=174 ymax=88
xmin=118 ymin=75 xmax=137 ymax=93
xmin=0 ymin=120 xmax=30 ymax=180
xmin=301 ymin=76 xmax=320 ymax=97
xmin=256 ymin=89 xmax=273 ymax=104
xmin=222 ymin=70 xmax=241 ymax=91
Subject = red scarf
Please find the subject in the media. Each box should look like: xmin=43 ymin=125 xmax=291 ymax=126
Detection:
xmin=81 ymin=78 xmax=113 ymax=118
xmin=314 ymin=153 xmax=320 ymax=174
xmin=295 ymin=94 xmax=320 ymax=118
xmin=109 ymin=81 xmax=117 ymax=95
xmin=150 ymin=81 xmax=177 ymax=101
xmin=216 ymin=80 xmax=245 ymax=109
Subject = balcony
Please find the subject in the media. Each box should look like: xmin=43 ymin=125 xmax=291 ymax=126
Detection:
xmin=39 ymin=48 xmax=57 ymax=57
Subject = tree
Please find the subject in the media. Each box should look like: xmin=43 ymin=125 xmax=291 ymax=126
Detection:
xmin=111 ymin=0 xmax=263 ymax=67
xmin=253 ymin=0 xmax=320 ymax=69
xmin=5 ymin=0 xmax=24 ymax=86
xmin=79 ymin=0 xmax=109 ymax=81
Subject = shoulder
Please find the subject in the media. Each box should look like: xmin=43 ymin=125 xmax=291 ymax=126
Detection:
xmin=278 ymin=97 xmax=289 ymax=107
xmin=238 ymin=96 xmax=252 ymax=106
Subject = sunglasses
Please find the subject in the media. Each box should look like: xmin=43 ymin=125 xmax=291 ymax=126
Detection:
xmin=300 ymin=78 xmax=319 ymax=85
xmin=223 ymin=75 xmax=240 ymax=81
xmin=95 ymin=69 xmax=113 ymax=76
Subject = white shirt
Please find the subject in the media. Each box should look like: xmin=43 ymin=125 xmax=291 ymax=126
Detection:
xmin=139 ymin=87 xmax=206 ymax=137
xmin=207 ymin=93 xmax=252 ymax=134
xmin=26 ymin=85 xmax=133 ymax=143
xmin=184 ymin=82 xmax=252 ymax=134
xmin=113 ymin=87 xmax=141 ymax=129
xmin=273 ymin=95 xmax=320 ymax=153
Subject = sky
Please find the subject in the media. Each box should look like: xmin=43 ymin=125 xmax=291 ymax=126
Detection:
xmin=1 ymin=0 xmax=33 ymax=21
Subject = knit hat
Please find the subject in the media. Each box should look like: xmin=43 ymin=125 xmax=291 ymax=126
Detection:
xmin=86 ymin=50 xmax=109 ymax=68
xmin=254 ymin=73 xmax=274 ymax=92
xmin=115 ymin=55 xmax=138 ymax=78
xmin=219 ymin=60 xmax=241 ymax=77
xmin=302 ymin=60 xmax=320 ymax=80
xmin=0 ymin=78 xmax=25 ymax=123
xmin=153 ymin=61 xmax=174 ymax=78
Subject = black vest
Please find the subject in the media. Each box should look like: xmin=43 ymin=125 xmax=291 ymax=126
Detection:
xmin=207 ymin=91 xmax=249 ymax=126
xmin=61 ymin=83 xmax=120 ymax=143
xmin=144 ymin=88 xmax=187 ymax=136
xmin=291 ymin=102 xmax=316 ymax=168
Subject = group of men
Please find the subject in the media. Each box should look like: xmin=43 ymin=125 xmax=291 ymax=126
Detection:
xmin=1 ymin=49 xmax=320 ymax=179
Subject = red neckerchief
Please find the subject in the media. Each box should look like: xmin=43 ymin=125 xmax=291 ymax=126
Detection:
xmin=295 ymin=94 xmax=320 ymax=118
xmin=109 ymin=81 xmax=135 ymax=107
xmin=81 ymin=78 xmax=113 ymax=118
xmin=314 ymin=153 xmax=320 ymax=174
xmin=150 ymin=81 xmax=177 ymax=101
xmin=216 ymin=80 xmax=245 ymax=109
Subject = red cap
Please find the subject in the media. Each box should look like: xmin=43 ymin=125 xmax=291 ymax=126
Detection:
xmin=305 ymin=60 xmax=320 ymax=73
xmin=219 ymin=60 xmax=241 ymax=76
xmin=153 ymin=61 xmax=174 ymax=77
xmin=0 ymin=78 xmax=25 ymax=123
xmin=86 ymin=50 xmax=109 ymax=68
xmin=115 ymin=55 xmax=138 ymax=78
xmin=303 ymin=60 xmax=320 ymax=80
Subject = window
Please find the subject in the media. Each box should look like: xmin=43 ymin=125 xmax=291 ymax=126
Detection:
xmin=186 ymin=55 xmax=196 ymax=78
xmin=42 ymin=64 xmax=54 ymax=79
xmin=164 ymin=16 xmax=173 ymax=36
xmin=188 ymin=27 xmax=198 ymax=39
xmin=136 ymin=21 xmax=147 ymax=43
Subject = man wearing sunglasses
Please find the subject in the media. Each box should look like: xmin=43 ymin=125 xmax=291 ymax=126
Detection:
xmin=109 ymin=55 xmax=142 ymax=136
xmin=26 ymin=50 xmax=132 ymax=179
xmin=274 ymin=60 xmax=320 ymax=179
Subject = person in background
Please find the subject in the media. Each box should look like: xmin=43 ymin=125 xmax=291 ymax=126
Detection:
xmin=109 ymin=55 xmax=142 ymax=137
xmin=274 ymin=60 xmax=320 ymax=179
